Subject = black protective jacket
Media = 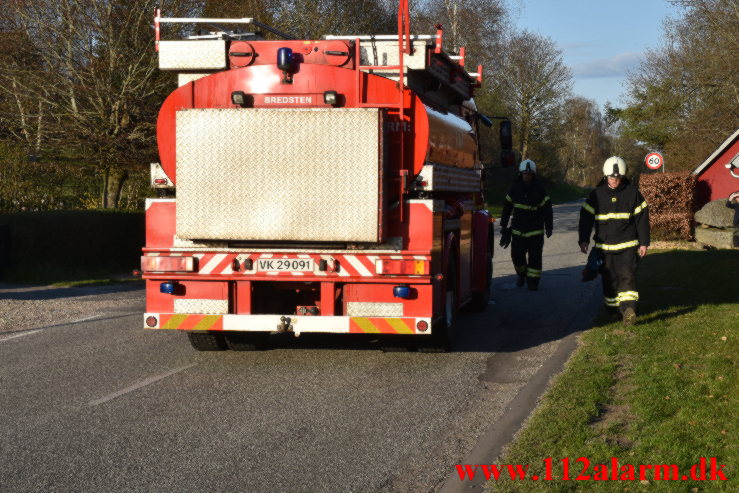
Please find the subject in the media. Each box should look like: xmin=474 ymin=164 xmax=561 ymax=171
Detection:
xmin=500 ymin=178 xmax=553 ymax=237
xmin=579 ymin=178 xmax=650 ymax=251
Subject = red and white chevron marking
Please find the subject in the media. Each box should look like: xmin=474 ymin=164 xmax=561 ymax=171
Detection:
xmin=147 ymin=252 xmax=428 ymax=278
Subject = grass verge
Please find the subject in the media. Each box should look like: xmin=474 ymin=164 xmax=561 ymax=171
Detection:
xmin=486 ymin=249 xmax=738 ymax=491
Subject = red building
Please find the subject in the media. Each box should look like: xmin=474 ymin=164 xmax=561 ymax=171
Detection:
xmin=692 ymin=128 xmax=739 ymax=208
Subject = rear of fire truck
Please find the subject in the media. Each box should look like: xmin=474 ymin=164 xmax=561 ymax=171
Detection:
xmin=142 ymin=1 xmax=503 ymax=351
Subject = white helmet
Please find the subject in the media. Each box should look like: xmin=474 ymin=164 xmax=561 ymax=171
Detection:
xmin=519 ymin=159 xmax=536 ymax=173
xmin=603 ymin=156 xmax=626 ymax=177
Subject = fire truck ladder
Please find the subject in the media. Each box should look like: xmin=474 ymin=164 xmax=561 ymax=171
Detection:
xmin=352 ymin=0 xmax=412 ymax=220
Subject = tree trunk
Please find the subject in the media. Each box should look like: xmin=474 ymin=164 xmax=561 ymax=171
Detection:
xmin=103 ymin=169 xmax=129 ymax=209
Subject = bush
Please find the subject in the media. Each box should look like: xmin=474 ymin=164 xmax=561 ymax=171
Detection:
xmin=0 ymin=210 xmax=144 ymax=283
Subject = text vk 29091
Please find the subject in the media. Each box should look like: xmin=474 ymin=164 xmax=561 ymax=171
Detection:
xmin=456 ymin=457 xmax=728 ymax=482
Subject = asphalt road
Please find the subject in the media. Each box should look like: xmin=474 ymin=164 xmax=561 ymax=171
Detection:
xmin=0 ymin=202 xmax=600 ymax=493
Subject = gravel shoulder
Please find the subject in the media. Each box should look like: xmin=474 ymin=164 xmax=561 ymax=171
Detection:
xmin=0 ymin=282 xmax=144 ymax=334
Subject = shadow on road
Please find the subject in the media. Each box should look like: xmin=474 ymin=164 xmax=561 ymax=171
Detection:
xmin=230 ymin=262 xmax=600 ymax=354
xmin=0 ymin=282 xmax=143 ymax=301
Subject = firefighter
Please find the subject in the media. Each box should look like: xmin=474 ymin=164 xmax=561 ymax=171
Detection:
xmin=578 ymin=156 xmax=650 ymax=325
xmin=499 ymin=159 xmax=553 ymax=290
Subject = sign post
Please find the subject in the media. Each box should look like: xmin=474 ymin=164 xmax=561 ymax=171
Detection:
xmin=645 ymin=152 xmax=664 ymax=173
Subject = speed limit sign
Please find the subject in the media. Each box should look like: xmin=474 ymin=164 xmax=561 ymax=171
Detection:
xmin=645 ymin=152 xmax=664 ymax=170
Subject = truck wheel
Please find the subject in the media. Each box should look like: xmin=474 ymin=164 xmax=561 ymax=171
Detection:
xmin=187 ymin=331 xmax=227 ymax=351
xmin=469 ymin=242 xmax=493 ymax=311
xmin=419 ymin=262 xmax=457 ymax=353
xmin=225 ymin=332 xmax=269 ymax=351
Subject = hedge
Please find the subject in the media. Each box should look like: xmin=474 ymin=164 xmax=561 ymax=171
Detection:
xmin=0 ymin=210 xmax=144 ymax=283
xmin=639 ymin=172 xmax=697 ymax=240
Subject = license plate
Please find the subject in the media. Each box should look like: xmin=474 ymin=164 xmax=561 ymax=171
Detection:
xmin=256 ymin=258 xmax=314 ymax=272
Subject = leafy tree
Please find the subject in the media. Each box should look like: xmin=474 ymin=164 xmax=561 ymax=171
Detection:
xmin=616 ymin=0 xmax=738 ymax=171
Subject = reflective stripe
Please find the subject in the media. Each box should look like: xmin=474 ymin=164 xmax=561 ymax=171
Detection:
xmin=595 ymin=240 xmax=639 ymax=251
xmin=538 ymin=196 xmax=551 ymax=207
xmin=618 ymin=291 xmax=639 ymax=302
xmin=527 ymin=268 xmax=541 ymax=278
xmin=506 ymin=194 xmax=513 ymax=202
xmin=515 ymin=265 xmax=527 ymax=275
xmin=634 ymin=201 xmax=648 ymax=215
xmin=513 ymin=202 xmax=538 ymax=210
xmin=512 ymin=229 xmax=544 ymax=237
xmin=595 ymin=212 xmax=632 ymax=221
xmin=582 ymin=203 xmax=595 ymax=214
xmin=604 ymin=296 xmax=619 ymax=307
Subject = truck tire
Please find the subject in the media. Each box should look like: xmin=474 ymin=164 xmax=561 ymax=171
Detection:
xmin=419 ymin=262 xmax=457 ymax=353
xmin=225 ymin=332 xmax=269 ymax=351
xmin=187 ymin=331 xmax=228 ymax=351
xmin=469 ymin=240 xmax=493 ymax=311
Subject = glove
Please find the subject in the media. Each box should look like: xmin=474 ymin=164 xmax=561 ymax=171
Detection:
xmin=499 ymin=227 xmax=512 ymax=249
xmin=546 ymin=230 xmax=552 ymax=238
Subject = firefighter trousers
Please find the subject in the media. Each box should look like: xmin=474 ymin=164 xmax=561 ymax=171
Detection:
xmin=511 ymin=234 xmax=543 ymax=288
xmin=600 ymin=247 xmax=639 ymax=313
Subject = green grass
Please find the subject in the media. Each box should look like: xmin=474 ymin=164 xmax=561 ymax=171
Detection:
xmin=488 ymin=249 xmax=738 ymax=491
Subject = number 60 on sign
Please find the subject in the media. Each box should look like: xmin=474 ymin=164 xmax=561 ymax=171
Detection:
xmin=645 ymin=152 xmax=664 ymax=170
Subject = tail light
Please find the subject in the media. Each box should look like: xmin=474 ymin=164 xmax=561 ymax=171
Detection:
xmin=141 ymin=256 xmax=195 ymax=273
xmin=376 ymin=259 xmax=429 ymax=275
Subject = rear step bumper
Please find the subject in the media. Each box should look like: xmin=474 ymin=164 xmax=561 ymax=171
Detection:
xmin=144 ymin=313 xmax=432 ymax=335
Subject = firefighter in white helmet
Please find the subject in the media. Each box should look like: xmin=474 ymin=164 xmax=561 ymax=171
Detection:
xmin=499 ymin=159 xmax=553 ymax=290
xmin=578 ymin=156 xmax=650 ymax=325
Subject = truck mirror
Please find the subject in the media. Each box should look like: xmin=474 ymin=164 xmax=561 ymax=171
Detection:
xmin=500 ymin=120 xmax=512 ymax=151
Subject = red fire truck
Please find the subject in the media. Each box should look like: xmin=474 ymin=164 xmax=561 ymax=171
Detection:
xmin=142 ymin=1 xmax=509 ymax=351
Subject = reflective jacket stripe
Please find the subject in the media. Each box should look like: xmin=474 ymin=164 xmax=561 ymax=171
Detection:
xmin=596 ymin=240 xmax=639 ymax=251
xmin=634 ymin=201 xmax=648 ymax=215
xmin=512 ymin=229 xmax=544 ymax=237
xmin=582 ymin=203 xmax=595 ymax=214
xmin=595 ymin=212 xmax=632 ymax=220
xmin=527 ymin=268 xmax=541 ymax=278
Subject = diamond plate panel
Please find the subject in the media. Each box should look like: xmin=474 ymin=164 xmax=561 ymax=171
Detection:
xmin=174 ymin=298 xmax=228 ymax=314
xmin=346 ymin=302 xmax=404 ymax=317
xmin=176 ymin=108 xmax=381 ymax=242
xmin=159 ymin=40 xmax=226 ymax=70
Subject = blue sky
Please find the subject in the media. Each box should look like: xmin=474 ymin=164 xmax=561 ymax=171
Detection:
xmin=514 ymin=0 xmax=680 ymax=110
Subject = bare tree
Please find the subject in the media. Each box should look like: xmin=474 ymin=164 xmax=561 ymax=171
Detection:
xmin=495 ymin=30 xmax=572 ymax=166
xmin=0 ymin=0 xmax=200 ymax=208
xmin=554 ymin=97 xmax=612 ymax=185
